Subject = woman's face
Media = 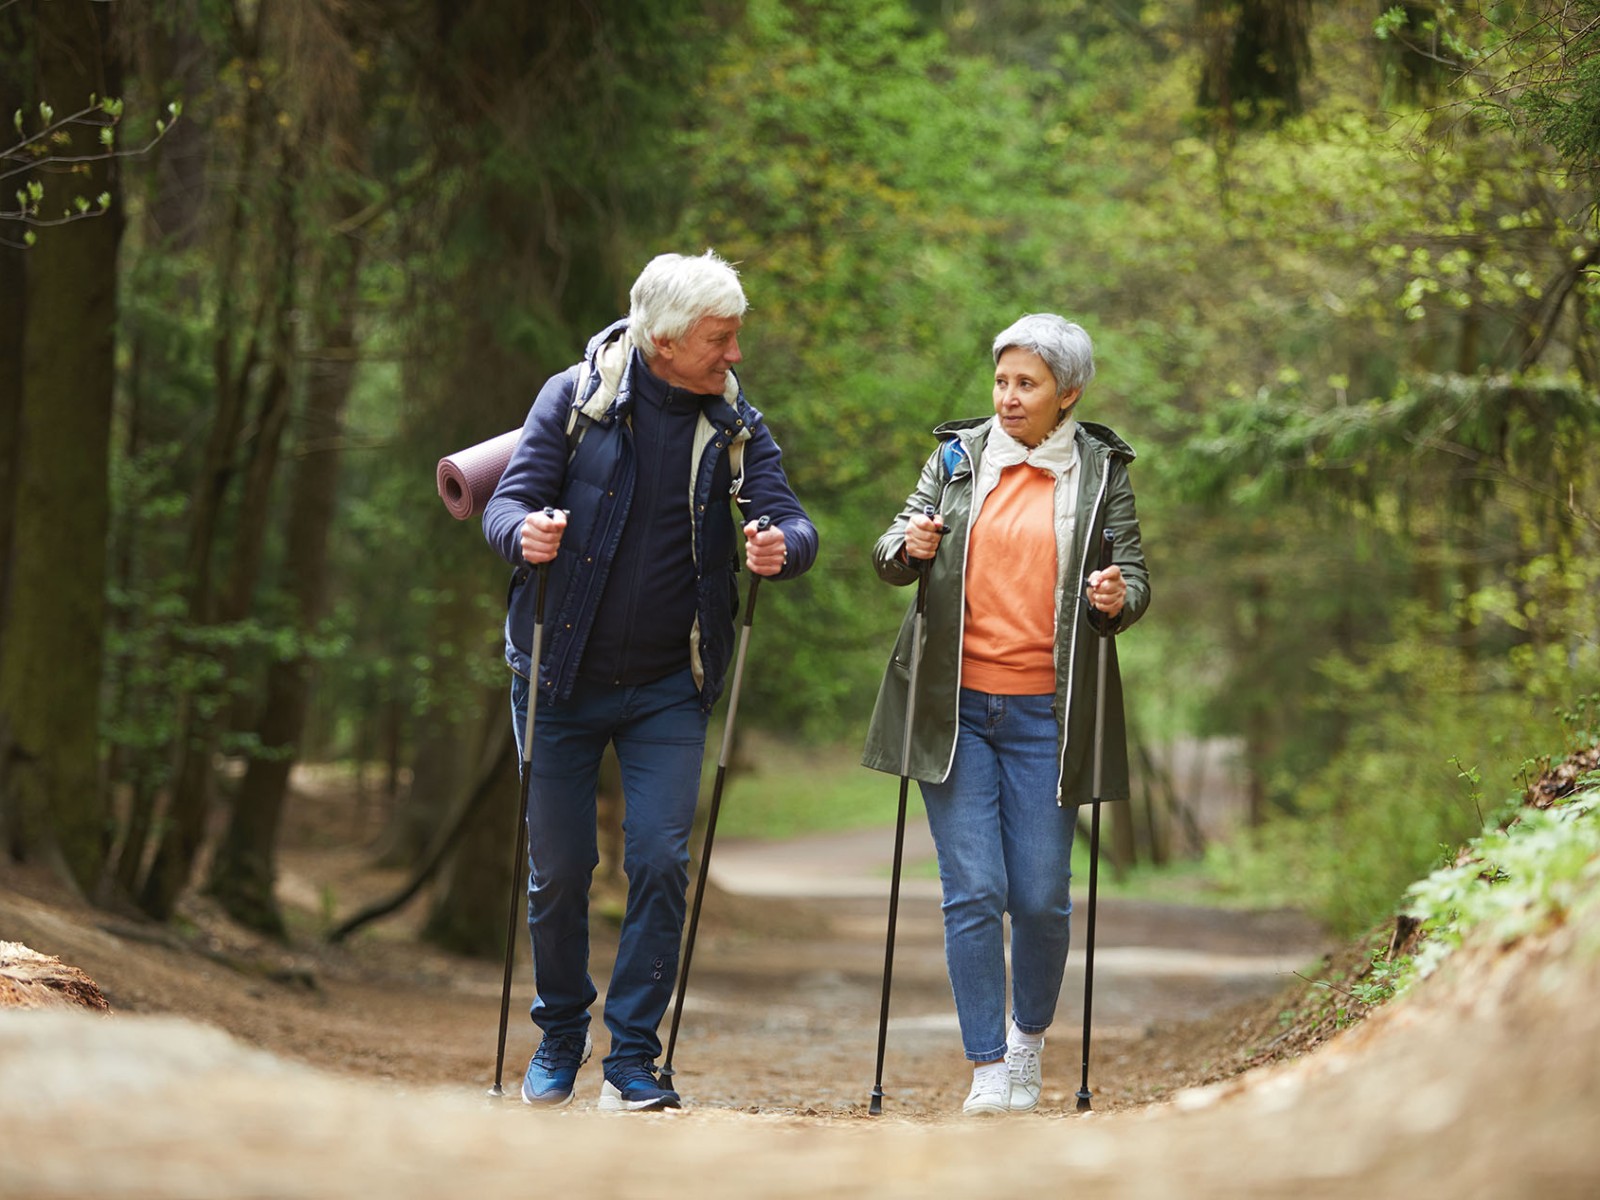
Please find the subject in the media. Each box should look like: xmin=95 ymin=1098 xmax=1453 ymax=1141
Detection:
xmin=993 ymin=346 xmax=1078 ymax=448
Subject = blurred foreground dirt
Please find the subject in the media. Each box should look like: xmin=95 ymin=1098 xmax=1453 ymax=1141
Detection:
xmin=0 ymin=771 xmax=1596 ymax=1197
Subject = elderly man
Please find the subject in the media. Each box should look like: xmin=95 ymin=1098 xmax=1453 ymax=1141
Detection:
xmin=484 ymin=251 xmax=818 ymax=1111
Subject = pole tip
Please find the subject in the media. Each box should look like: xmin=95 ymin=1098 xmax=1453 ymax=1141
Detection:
xmin=868 ymin=1090 xmax=884 ymax=1116
xmin=487 ymin=1084 xmax=505 ymax=1099
xmin=1075 ymin=1087 xmax=1093 ymax=1113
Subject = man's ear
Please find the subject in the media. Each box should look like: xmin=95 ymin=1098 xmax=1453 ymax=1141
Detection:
xmin=651 ymin=333 xmax=676 ymax=362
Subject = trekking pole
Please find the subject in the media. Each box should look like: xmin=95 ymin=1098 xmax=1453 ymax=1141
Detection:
xmin=869 ymin=505 xmax=938 ymax=1116
xmin=489 ymin=510 xmax=554 ymax=1098
xmin=1075 ymin=528 xmax=1116 ymax=1114
xmin=661 ymin=515 xmax=772 ymax=1091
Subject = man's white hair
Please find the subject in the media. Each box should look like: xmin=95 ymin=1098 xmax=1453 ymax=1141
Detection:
xmin=629 ymin=250 xmax=748 ymax=356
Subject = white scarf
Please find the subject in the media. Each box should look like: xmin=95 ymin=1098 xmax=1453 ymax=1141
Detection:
xmin=977 ymin=412 xmax=1080 ymax=488
xmin=970 ymin=415 xmax=1083 ymax=615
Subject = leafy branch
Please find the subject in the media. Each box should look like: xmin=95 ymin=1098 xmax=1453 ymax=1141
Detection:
xmin=1 ymin=95 xmax=183 ymax=249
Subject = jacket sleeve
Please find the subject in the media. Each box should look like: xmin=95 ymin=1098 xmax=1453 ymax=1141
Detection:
xmin=872 ymin=446 xmax=946 ymax=588
xmin=482 ymin=369 xmax=577 ymax=565
xmin=735 ymin=410 xmax=818 ymax=581
xmin=1096 ymin=458 xmax=1151 ymax=634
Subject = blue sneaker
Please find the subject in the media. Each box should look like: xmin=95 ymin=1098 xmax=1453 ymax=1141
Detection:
xmin=521 ymin=1031 xmax=592 ymax=1107
xmin=598 ymin=1060 xmax=681 ymax=1112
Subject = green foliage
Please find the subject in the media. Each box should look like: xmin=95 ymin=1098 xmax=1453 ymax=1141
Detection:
xmin=3 ymin=95 xmax=179 ymax=246
xmin=1205 ymin=602 xmax=1596 ymax=934
xmin=1404 ymin=780 xmax=1600 ymax=984
xmin=59 ymin=0 xmax=1600 ymax=918
xmin=1346 ymin=947 xmax=1411 ymax=1008
xmin=1453 ymin=1 xmax=1600 ymax=170
xmin=1557 ymin=693 xmax=1600 ymax=755
xmin=102 ymin=583 xmax=348 ymax=773
xmin=670 ymin=0 xmax=1148 ymax=735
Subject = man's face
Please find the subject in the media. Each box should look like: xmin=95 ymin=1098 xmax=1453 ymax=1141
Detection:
xmin=650 ymin=314 xmax=743 ymax=395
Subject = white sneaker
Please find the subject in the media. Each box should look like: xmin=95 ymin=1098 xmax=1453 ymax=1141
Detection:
xmin=1006 ymin=1041 xmax=1042 ymax=1112
xmin=962 ymin=1062 xmax=1012 ymax=1116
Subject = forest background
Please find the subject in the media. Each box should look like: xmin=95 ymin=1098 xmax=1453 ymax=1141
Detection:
xmin=2 ymin=0 xmax=1597 ymax=956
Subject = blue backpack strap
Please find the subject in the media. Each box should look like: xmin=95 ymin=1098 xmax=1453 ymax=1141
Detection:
xmin=940 ymin=437 xmax=967 ymax=477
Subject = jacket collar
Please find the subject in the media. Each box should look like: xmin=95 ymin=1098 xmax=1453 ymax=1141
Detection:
xmin=931 ymin=414 xmax=1137 ymax=466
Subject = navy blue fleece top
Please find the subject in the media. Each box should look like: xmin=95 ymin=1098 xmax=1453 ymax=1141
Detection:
xmin=577 ymin=356 xmax=702 ymax=686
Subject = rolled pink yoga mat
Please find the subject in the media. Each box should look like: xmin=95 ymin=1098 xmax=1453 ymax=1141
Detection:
xmin=436 ymin=429 xmax=519 ymax=520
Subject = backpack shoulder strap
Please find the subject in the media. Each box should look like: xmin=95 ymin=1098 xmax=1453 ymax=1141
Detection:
xmin=565 ymin=362 xmax=594 ymax=456
xmin=940 ymin=436 xmax=968 ymax=477
xmin=729 ymin=438 xmax=746 ymax=498
xmin=563 ymin=366 xmax=588 ymax=448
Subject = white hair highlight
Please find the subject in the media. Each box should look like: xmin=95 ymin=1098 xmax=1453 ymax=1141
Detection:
xmin=629 ymin=250 xmax=748 ymax=356
xmin=992 ymin=313 xmax=1095 ymax=396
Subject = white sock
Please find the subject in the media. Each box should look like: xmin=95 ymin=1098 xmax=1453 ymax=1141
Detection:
xmin=1008 ymin=1023 xmax=1044 ymax=1051
xmin=973 ymin=1060 xmax=1009 ymax=1087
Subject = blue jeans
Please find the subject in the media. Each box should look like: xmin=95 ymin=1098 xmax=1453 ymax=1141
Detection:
xmin=511 ymin=667 xmax=706 ymax=1072
xmin=918 ymin=688 xmax=1078 ymax=1062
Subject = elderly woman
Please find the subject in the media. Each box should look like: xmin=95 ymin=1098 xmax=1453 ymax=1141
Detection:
xmin=861 ymin=312 xmax=1149 ymax=1116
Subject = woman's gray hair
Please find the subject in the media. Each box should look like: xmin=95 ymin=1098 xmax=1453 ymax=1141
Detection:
xmin=629 ymin=250 xmax=748 ymax=356
xmin=992 ymin=313 xmax=1095 ymax=396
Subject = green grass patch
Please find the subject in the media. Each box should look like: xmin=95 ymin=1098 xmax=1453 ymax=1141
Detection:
xmin=713 ymin=733 xmax=925 ymax=840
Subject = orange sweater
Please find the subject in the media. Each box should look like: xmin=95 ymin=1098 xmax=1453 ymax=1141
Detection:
xmin=960 ymin=464 xmax=1057 ymax=694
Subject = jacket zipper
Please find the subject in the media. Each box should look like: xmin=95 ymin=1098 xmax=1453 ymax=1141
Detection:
xmin=1054 ymin=463 xmax=1111 ymax=804
xmin=935 ymin=436 xmax=977 ymax=786
xmin=548 ymin=418 xmax=634 ymax=695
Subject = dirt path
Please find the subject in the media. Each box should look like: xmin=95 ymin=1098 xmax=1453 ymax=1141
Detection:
xmin=0 ymin=811 xmax=1322 ymax=1115
xmin=2 ymin=796 xmax=1598 ymax=1197
xmin=690 ymin=826 xmax=1325 ymax=1113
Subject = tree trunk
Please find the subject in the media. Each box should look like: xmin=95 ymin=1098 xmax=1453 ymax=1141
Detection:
xmin=0 ymin=2 xmax=28 ymax=644
xmin=0 ymin=0 xmax=123 ymax=891
xmin=1196 ymin=0 xmax=1311 ymax=130
xmin=1378 ymin=2 xmax=1457 ymax=108
xmin=1108 ymin=797 xmax=1139 ymax=877
xmin=143 ymin=14 xmax=208 ymax=251
xmin=137 ymin=31 xmax=290 ymax=918
xmin=373 ymin=588 xmax=486 ymax=870
xmin=0 ymin=7 xmax=30 ymax=862
xmin=207 ymin=224 xmax=361 ymax=935
xmin=1242 ymin=574 xmax=1272 ymax=827
xmin=422 ymin=693 xmax=520 ymax=958
xmin=382 ymin=687 xmax=469 ymax=870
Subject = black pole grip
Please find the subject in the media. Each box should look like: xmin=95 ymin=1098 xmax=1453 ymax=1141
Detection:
xmin=911 ymin=505 xmax=940 ymax=613
xmin=1097 ymin=528 xmax=1116 ymax=573
xmin=743 ymin=515 xmax=772 ymax=626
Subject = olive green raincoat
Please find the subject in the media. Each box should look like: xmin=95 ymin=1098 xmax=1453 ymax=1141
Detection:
xmin=860 ymin=416 xmax=1150 ymax=806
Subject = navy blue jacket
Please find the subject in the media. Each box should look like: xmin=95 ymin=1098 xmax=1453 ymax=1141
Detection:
xmin=483 ymin=319 xmax=819 ymax=713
